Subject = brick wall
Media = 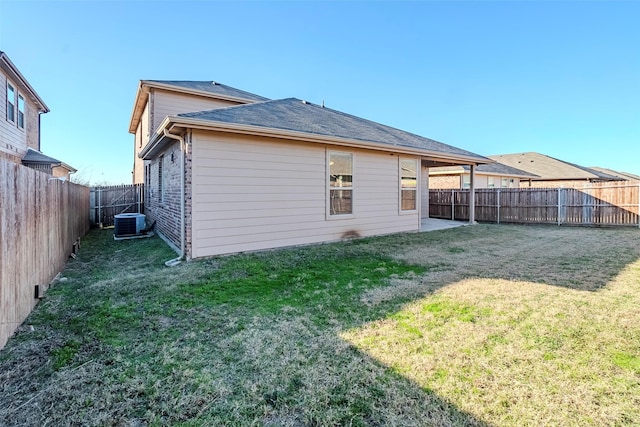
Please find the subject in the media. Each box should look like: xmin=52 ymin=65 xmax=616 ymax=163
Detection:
xmin=26 ymin=99 xmax=40 ymax=151
xmin=145 ymin=140 xmax=183 ymax=253
xmin=429 ymin=175 xmax=461 ymax=189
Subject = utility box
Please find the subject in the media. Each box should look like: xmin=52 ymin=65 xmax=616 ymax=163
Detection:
xmin=114 ymin=213 xmax=146 ymax=237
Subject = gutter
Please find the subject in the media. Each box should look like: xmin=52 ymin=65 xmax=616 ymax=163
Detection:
xmin=161 ymin=128 xmax=186 ymax=266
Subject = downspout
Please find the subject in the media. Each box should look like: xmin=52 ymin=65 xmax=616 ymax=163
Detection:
xmin=162 ymin=128 xmax=186 ymax=266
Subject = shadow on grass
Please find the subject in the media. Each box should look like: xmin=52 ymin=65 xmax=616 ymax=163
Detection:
xmin=1 ymin=224 xmax=638 ymax=425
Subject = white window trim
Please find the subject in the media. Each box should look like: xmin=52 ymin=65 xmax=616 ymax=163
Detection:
xmin=6 ymin=82 xmax=15 ymax=123
xmin=17 ymin=93 xmax=25 ymax=130
xmin=399 ymin=157 xmax=419 ymax=214
xmin=326 ymin=149 xmax=354 ymax=220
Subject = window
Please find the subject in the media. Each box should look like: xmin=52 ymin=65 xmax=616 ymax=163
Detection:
xmin=17 ymin=95 xmax=25 ymax=129
xmin=462 ymin=174 xmax=471 ymax=189
xmin=6 ymin=83 xmax=15 ymax=122
xmin=400 ymin=158 xmax=418 ymax=211
xmin=158 ymin=155 xmax=164 ymax=202
xmin=328 ymin=151 xmax=353 ymax=216
xmin=501 ymin=177 xmax=509 ymax=188
xmin=488 ymin=176 xmax=495 ymax=188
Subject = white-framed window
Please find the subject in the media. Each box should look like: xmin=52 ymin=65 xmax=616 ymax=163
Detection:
xmin=400 ymin=158 xmax=418 ymax=211
xmin=488 ymin=176 xmax=495 ymax=188
xmin=501 ymin=177 xmax=509 ymax=188
xmin=462 ymin=174 xmax=471 ymax=189
xmin=6 ymin=83 xmax=15 ymax=122
xmin=17 ymin=94 xmax=25 ymax=129
xmin=328 ymin=150 xmax=353 ymax=216
xmin=158 ymin=155 xmax=164 ymax=203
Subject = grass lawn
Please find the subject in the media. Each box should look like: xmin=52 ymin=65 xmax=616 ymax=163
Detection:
xmin=1 ymin=224 xmax=639 ymax=426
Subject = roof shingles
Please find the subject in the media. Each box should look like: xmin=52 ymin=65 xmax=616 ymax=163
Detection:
xmin=146 ymin=80 xmax=269 ymax=102
xmin=179 ymin=98 xmax=488 ymax=161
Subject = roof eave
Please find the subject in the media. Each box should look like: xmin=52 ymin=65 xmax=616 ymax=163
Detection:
xmin=0 ymin=52 xmax=50 ymax=113
xmin=128 ymin=80 xmax=267 ymax=134
xmin=140 ymin=116 xmax=492 ymax=165
xmin=142 ymin=80 xmax=264 ymax=104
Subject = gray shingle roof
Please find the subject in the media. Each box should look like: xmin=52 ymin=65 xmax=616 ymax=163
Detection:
xmin=589 ymin=167 xmax=640 ymax=181
xmin=430 ymin=163 xmax=538 ymax=178
xmin=178 ymin=98 xmax=488 ymax=161
xmin=489 ymin=152 xmax=622 ymax=181
xmin=146 ymin=80 xmax=269 ymax=102
xmin=474 ymin=162 xmax=538 ymax=177
xmin=22 ymin=148 xmax=61 ymax=165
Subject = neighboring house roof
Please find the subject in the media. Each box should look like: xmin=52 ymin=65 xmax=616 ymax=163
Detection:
xmin=142 ymin=98 xmax=489 ymax=164
xmin=146 ymin=80 xmax=269 ymax=103
xmin=21 ymin=148 xmax=76 ymax=172
xmin=129 ymin=80 xmax=268 ymax=133
xmin=430 ymin=162 xmax=538 ymax=178
xmin=22 ymin=148 xmax=62 ymax=165
xmin=0 ymin=51 xmax=49 ymax=113
xmin=588 ymin=167 xmax=640 ymax=181
xmin=488 ymin=152 xmax=621 ymax=181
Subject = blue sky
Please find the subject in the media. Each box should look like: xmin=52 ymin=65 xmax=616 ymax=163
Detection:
xmin=1 ymin=0 xmax=638 ymax=184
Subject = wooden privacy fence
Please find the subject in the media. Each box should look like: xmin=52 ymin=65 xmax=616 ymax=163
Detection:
xmin=0 ymin=159 xmax=90 ymax=349
xmin=429 ymin=181 xmax=640 ymax=227
xmin=90 ymin=184 xmax=144 ymax=227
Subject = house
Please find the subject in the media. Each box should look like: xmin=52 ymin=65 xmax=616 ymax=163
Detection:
xmin=429 ymin=162 xmax=538 ymax=189
xmin=21 ymin=148 xmax=77 ymax=180
xmin=587 ymin=167 xmax=640 ymax=182
xmin=130 ymin=81 xmax=490 ymax=259
xmin=129 ymin=80 xmax=269 ymax=184
xmin=1 ymin=51 xmax=75 ymax=178
xmin=489 ymin=152 xmax=623 ymax=188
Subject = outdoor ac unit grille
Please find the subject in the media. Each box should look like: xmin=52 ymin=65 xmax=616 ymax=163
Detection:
xmin=114 ymin=213 xmax=145 ymax=237
xmin=114 ymin=217 xmax=137 ymax=237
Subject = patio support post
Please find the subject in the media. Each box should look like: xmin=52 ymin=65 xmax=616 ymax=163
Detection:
xmin=469 ymin=164 xmax=476 ymax=224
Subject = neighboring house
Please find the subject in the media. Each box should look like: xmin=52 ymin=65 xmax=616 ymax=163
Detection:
xmin=429 ymin=162 xmax=538 ymax=189
xmin=489 ymin=152 xmax=623 ymax=188
xmin=130 ymin=80 xmax=490 ymax=259
xmin=1 ymin=51 xmax=75 ymax=177
xmin=22 ymin=148 xmax=77 ymax=180
xmin=129 ymin=80 xmax=269 ymax=184
xmin=1 ymin=51 xmax=49 ymax=163
xmin=588 ymin=167 xmax=640 ymax=182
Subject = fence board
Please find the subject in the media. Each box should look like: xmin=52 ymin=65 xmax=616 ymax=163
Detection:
xmin=90 ymin=184 xmax=144 ymax=227
xmin=0 ymin=159 xmax=90 ymax=349
xmin=429 ymin=181 xmax=640 ymax=227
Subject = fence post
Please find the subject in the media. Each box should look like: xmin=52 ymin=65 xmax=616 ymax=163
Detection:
xmin=497 ymin=189 xmax=500 ymax=224
xmin=451 ymin=189 xmax=455 ymax=220
xmin=557 ymin=187 xmax=563 ymax=226
xmin=98 ymin=187 xmax=102 ymax=228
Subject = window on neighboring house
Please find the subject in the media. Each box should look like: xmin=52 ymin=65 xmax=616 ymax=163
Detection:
xmin=328 ymin=151 xmax=353 ymax=216
xmin=462 ymin=174 xmax=471 ymax=189
xmin=400 ymin=158 xmax=418 ymax=211
xmin=501 ymin=177 xmax=509 ymax=188
xmin=6 ymin=83 xmax=15 ymax=122
xmin=158 ymin=156 xmax=164 ymax=203
xmin=17 ymin=94 xmax=25 ymax=129
xmin=488 ymin=176 xmax=495 ymax=188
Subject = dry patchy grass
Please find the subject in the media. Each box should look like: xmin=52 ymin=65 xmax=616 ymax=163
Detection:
xmin=1 ymin=224 xmax=639 ymax=426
